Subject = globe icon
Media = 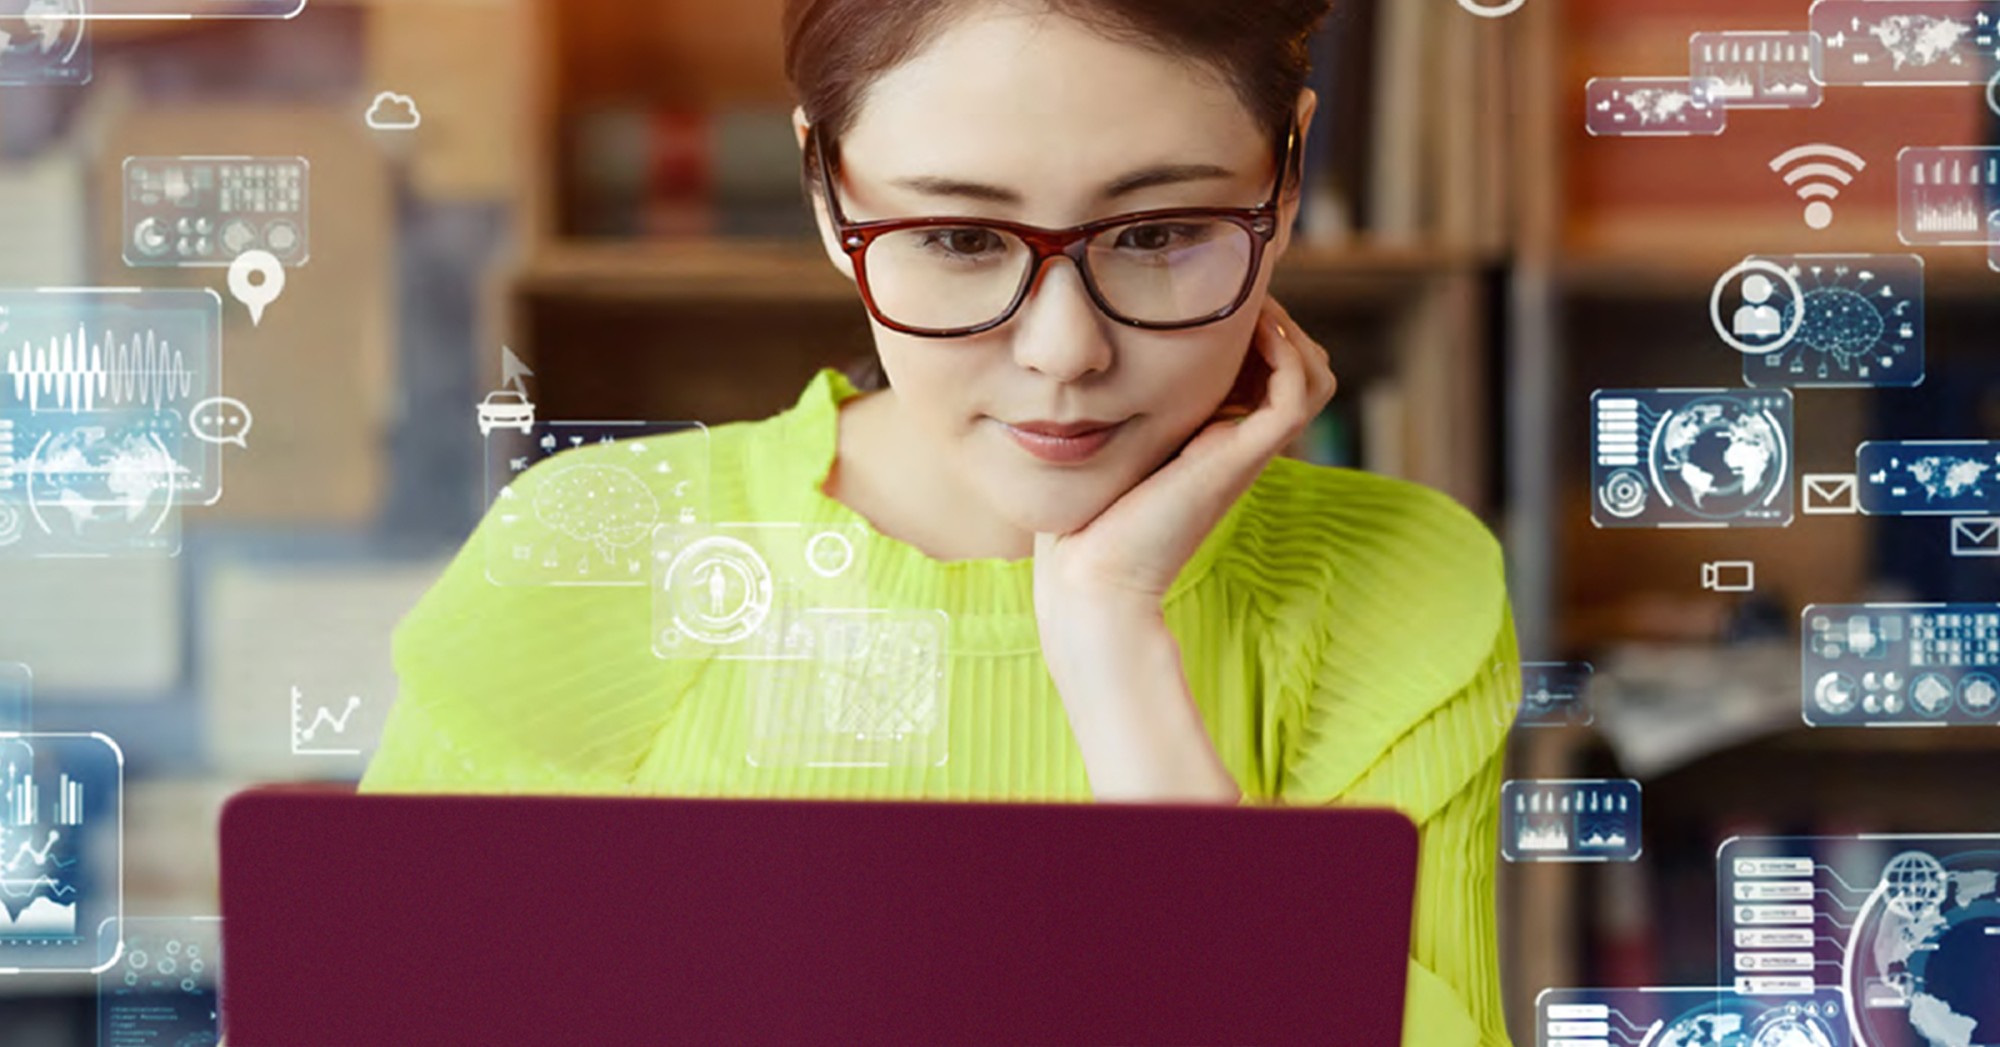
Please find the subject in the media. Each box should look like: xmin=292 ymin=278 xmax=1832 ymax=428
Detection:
xmin=1881 ymin=850 xmax=1947 ymax=919
xmin=1652 ymin=397 xmax=1786 ymax=521
xmin=0 ymin=0 xmax=86 ymax=73
xmin=1851 ymin=848 xmax=2000 ymax=1046
xmin=1653 ymin=1005 xmax=1837 ymax=1047
xmin=24 ymin=424 xmax=179 ymax=550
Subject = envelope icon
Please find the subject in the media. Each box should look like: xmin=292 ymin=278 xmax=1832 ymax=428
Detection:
xmin=1804 ymin=474 xmax=1858 ymax=515
xmin=1954 ymin=517 xmax=2000 ymax=557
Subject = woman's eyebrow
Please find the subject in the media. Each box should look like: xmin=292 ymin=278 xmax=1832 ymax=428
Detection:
xmin=888 ymin=163 xmax=1238 ymax=206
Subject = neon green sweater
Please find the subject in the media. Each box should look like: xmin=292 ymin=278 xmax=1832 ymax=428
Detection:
xmin=363 ymin=367 xmax=1520 ymax=1045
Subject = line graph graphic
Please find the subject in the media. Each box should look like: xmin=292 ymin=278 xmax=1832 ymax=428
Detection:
xmin=4 ymin=326 xmax=196 ymax=413
xmin=3 ymin=829 xmax=61 ymax=873
xmin=289 ymin=686 xmax=363 ymax=757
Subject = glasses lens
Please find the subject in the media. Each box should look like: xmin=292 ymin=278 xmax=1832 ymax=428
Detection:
xmin=1087 ymin=217 xmax=1257 ymax=326
xmin=862 ymin=226 xmax=1033 ymax=332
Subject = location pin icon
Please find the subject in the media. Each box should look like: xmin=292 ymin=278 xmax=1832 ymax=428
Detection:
xmin=228 ymin=249 xmax=287 ymax=326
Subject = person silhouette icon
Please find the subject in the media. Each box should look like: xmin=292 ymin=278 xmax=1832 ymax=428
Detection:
xmin=1733 ymin=274 xmax=1785 ymax=339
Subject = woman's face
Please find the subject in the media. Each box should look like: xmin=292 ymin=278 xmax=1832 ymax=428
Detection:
xmin=804 ymin=3 xmax=1311 ymax=537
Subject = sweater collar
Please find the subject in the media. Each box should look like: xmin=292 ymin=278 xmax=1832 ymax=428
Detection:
xmin=784 ymin=366 xmax=1248 ymax=608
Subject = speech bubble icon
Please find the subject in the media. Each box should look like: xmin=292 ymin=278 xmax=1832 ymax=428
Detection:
xmin=228 ymin=249 xmax=287 ymax=326
xmin=190 ymin=396 xmax=254 ymax=449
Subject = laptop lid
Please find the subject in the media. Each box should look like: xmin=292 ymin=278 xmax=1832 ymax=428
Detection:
xmin=220 ymin=788 xmax=1416 ymax=1046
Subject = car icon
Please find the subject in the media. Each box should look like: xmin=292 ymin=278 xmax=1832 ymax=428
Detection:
xmin=477 ymin=390 xmax=535 ymax=437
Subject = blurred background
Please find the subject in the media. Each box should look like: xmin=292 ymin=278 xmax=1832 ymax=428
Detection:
xmin=0 ymin=0 xmax=1995 ymax=1043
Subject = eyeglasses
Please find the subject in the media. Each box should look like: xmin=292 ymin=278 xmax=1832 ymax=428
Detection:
xmin=808 ymin=121 xmax=1296 ymax=338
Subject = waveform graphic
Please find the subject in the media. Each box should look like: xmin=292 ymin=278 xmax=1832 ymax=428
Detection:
xmin=5 ymin=324 xmax=196 ymax=413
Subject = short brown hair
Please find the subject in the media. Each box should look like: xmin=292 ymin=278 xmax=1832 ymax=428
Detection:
xmin=785 ymin=0 xmax=1332 ymax=173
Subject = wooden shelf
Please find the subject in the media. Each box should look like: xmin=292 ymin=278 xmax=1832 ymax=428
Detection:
xmin=514 ymin=238 xmax=1488 ymax=307
xmin=518 ymin=239 xmax=853 ymax=303
xmin=1756 ymin=725 xmax=2000 ymax=756
xmin=1553 ymin=249 xmax=2000 ymax=300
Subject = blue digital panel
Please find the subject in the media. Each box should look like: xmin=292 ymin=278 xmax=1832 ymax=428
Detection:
xmin=1501 ymin=779 xmax=1642 ymax=863
xmin=0 ymin=8 xmax=90 ymax=86
xmin=1592 ymin=389 xmax=1795 ymax=528
xmin=1538 ymin=986 xmax=1849 ymax=1047
xmin=1803 ymin=603 xmax=2000 ymax=727
xmin=96 ymin=916 xmax=222 ymax=1047
xmin=1509 ymin=661 xmax=1594 ymax=729
xmin=1816 ymin=3 xmax=2000 ymax=86
xmin=1859 ymin=441 xmax=2000 ymax=516
xmin=0 ymin=733 xmax=123 ymax=974
xmin=1739 ymin=254 xmax=1924 ymax=389
xmin=124 ymin=156 xmax=310 ymax=269
xmin=0 ymin=289 xmax=224 ymax=559
xmin=1721 ymin=834 xmax=2000 ymax=1047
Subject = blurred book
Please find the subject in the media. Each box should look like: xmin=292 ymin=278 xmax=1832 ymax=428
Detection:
xmin=572 ymin=104 xmax=815 ymax=239
xmin=1298 ymin=0 xmax=1375 ymax=245
xmin=1590 ymin=640 xmax=1799 ymax=779
xmin=0 ymin=149 xmax=86 ymax=285
xmin=0 ymin=559 xmax=182 ymax=699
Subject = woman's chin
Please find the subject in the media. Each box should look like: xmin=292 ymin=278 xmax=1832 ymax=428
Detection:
xmin=977 ymin=475 xmax=1122 ymax=540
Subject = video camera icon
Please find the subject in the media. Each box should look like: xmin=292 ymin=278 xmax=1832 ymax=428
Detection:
xmin=1702 ymin=560 xmax=1757 ymax=593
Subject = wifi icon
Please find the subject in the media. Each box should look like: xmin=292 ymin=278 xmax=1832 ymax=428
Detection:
xmin=1770 ymin=144 xmax=1867 ymax=230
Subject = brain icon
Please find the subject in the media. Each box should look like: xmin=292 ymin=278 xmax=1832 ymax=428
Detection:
xmin=531 ymin=464 xmax=660 ymax=560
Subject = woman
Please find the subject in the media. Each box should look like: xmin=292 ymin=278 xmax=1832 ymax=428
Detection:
xmin=363 ymin=0 xmax=1519 ymax=1041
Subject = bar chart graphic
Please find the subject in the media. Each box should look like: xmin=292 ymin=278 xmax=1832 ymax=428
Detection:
xmin=1899 ymin=147 xmax=2000 ymax=246
xmin=0 ymin=733 xmax=123 ymax=973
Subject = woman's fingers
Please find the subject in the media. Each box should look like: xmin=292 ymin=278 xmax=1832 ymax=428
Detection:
xmin=1266 ymin=298 xmax=1337 ymax=408
xmin=1238 ymin=300 xmax=1331 ymax=453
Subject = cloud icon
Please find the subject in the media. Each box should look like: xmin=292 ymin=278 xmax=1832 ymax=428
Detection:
xmin=365 ymin=91 xmax=421 ymax=131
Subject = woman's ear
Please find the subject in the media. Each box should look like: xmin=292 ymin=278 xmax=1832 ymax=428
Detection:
xmin=1273 ymin=88 xmax=1319 ymax=260
xmin=794 ymin=105 xmax=858 ymax=284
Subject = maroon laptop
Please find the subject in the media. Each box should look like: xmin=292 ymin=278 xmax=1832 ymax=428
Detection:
xmin=219 ymin=787 xmax=1416 ymax=1046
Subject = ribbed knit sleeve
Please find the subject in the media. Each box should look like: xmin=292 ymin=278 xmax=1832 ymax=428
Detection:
xmin=1233 ymin=459 xmax=1517 ymax=1047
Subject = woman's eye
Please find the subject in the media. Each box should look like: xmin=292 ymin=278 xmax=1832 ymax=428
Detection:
xmin=1115 ymin=222 xmax=1207 ymax=253
xmin=919 ymin=228 xmax=1006 ymax=258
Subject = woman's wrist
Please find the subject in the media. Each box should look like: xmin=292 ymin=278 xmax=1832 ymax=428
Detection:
xmin=1035 ymin=591 xmax=1241 ymax=804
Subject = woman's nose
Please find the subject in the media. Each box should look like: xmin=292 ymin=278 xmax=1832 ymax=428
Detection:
xmin=1006 ymin=256 xmax=1115 ymax=383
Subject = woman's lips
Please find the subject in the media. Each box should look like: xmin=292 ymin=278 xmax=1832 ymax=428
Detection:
xmin=997 ymin=418 xmax=1127 ymax=464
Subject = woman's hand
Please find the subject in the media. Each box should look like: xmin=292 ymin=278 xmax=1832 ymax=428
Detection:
xmin=1029 ymin=297 xmax=1336 ymax=803
xmin=1032 ymin=297 xmax=1338 ymax=616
